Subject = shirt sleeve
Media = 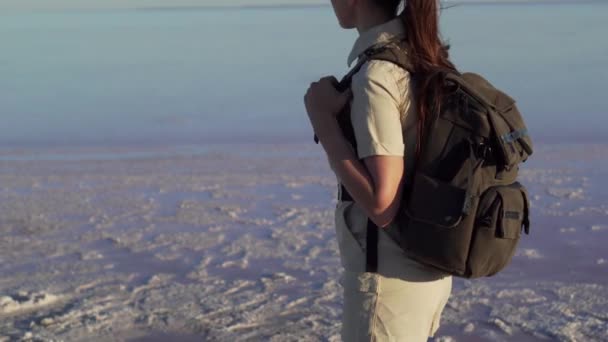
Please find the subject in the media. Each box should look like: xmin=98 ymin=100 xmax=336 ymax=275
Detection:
xmin=350 ymin=59 xmax=407 ymax=159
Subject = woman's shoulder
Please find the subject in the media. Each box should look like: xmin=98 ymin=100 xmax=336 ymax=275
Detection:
xmin=351 ymin=58 xmax=410 ymax=94
xmin=353 ymin=58 xmax=409 ymax=80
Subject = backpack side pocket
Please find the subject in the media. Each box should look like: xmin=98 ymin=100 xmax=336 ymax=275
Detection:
xmin=466 ymin=182 xmax=530 ymax=278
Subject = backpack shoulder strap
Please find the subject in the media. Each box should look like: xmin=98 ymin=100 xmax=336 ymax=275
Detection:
xmin=327 ymin=40 xmax=411 ymax=275
xmin=313 ymin=39 xmax=411 ymax=144
xmin=364 ymin=39 xmax=412 ymax=73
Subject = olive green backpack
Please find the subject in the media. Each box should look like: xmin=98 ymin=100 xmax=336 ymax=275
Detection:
xmin=314 ymin=40 xmax=533 ymax=278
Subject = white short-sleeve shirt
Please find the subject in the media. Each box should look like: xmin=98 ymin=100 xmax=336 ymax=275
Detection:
xmin=344 ymin=17 xmax=418 ymax=185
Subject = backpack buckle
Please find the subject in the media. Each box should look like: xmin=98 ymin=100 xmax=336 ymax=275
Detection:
xmin=474 ymin=142 xmax=491 ymax=160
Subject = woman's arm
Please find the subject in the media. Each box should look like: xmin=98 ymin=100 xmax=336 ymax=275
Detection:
xmin=305 ymin=61 xmax=407 ymax=228
xmin=319 ymin=119 xmax=405 ymax=228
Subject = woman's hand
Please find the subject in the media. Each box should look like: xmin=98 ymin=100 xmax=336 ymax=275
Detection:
xmin=304 ymin=76 xmax=352 ymax=140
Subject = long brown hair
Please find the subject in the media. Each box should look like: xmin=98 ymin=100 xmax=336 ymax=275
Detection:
xmin=378 ymin=0 xmax=456 ymax=158
xmin=402 ymin=0 xmax=456 ymax=158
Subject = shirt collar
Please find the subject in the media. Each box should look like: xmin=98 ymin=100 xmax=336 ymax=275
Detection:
xmin=347 ymin=17 xmax=406 ymax=67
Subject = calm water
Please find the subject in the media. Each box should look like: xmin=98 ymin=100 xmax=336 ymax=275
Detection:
xmin=1 ymin=2 xmax=607 ymax=147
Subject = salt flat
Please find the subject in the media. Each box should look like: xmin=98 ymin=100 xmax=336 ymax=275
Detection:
xmin=0 ymin=143 xmax=606 ymax=341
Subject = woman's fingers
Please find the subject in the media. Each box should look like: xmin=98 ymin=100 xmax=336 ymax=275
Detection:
xmin=319 ymin=75 xmax=339 ymax=87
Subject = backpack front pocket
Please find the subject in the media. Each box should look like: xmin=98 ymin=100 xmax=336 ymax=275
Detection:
xmin=400 ymin=172 xmax=475 ymax=274
xmin=405 ymin=172 xmax=468 ymax=228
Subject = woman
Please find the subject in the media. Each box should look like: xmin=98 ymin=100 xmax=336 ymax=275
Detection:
xmin=304 ymin=0 xmax=455 ymax=341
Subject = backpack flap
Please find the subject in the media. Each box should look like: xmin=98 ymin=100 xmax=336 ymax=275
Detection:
xmin=487 ymin=105 xmax=533 ymax=171
xmin=498 ymin=210 xmax=521 ymax=239
xmin=447 ymin=72 xmax=533 ymax=170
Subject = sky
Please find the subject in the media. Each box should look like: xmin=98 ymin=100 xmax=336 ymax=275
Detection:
xmin=0 ymin=0 xmax=576 ymax=11
xmin=0 ymin=0 xmax=327 ymax=11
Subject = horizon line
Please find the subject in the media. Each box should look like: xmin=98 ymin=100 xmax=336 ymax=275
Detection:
xmin=1 ymin=0 xmax=605 ymax=13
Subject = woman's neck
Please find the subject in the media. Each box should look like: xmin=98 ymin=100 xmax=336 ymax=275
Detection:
xmin=355 ymin=9 xmax=394 ymax=34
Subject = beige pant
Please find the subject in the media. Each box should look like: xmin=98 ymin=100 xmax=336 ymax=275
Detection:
xmin=335 ymin=200 xmax=452 ymax=342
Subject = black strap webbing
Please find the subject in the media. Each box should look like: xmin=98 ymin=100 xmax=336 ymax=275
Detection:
xmin=338 ymin=185 xmax=379 ymax=273
xmin=327 ymin=40 xmax=412 ymax=273
xmin=365 ymin=218 xmax=379 ymax=273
